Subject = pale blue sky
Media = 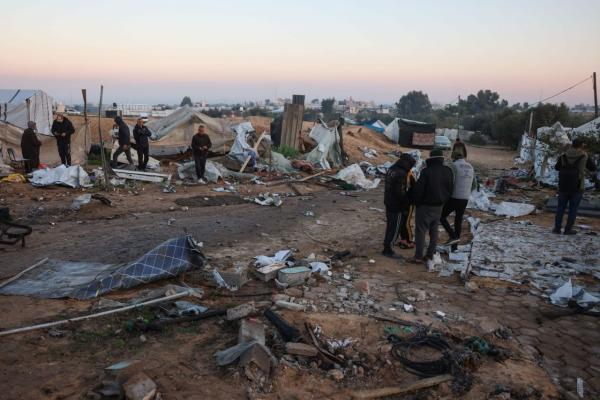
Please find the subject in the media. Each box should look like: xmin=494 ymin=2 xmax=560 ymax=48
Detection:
xmin=0 ymin=0 xmax=598 ymax=105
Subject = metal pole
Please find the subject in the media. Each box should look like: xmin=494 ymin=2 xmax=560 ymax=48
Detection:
xmin=593 ymin=72 xmax=598 ymax=119
xmin=97 ymin=86 xmax=111 ymax=190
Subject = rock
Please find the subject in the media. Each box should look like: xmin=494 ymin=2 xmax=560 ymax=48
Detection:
xmin=285 ymin=287 xmax=303 ymax=298
xmin=465 ymin=281 xmax=479 ymax=292
xmin=354 ymin=280 xmax=370 ymax=295
xmin=272 ymin=294 xmax=290 ymax=303
xmin=123 ymin=372 xmax=157 ymax=400
xmin=328 ymin=369 xmax=344 ymax=381
xmin=275 ymin=300 xmax=306 ymax=311
xmin=139 ymin=335 xmax=147 ymax=343
xmin=227 ymin=302 xmax=257 ymax=321
xmin=285 ymin=342 xmax=318 ymax=357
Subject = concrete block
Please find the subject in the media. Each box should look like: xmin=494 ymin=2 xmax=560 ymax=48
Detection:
xmin=254 ymin=262 xmax=287 ymax=282
xmin=226 ymin=302 xmax=257 ymax=321
xmin=285 ymin=342 xmax=318 ymax=357
xmin=239 ymin=318 xmax=265 ymax=345
xmin=123 ymin=372 xmax=157 ymax=400
xmin=277 ymin=266 xmax=311 ymax=285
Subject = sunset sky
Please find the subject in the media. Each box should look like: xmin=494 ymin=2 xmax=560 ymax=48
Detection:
xmin=1 ymin=0 xmax=598 ymax=105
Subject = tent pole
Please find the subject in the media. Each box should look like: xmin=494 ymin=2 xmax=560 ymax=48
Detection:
xmin=97 ymin=85 xmax=111 ymax=191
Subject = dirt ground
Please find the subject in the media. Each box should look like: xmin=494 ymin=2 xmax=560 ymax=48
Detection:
xmin=1 ymin=140 xmax=599 ymax=400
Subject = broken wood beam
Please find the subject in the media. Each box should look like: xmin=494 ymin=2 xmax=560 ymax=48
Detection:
xmin=349 ymin=374 xmax=453 ymax=399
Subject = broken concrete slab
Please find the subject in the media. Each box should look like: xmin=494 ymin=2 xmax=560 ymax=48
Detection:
xmin=278 ymin=266 xmax=311 ymax=286
xmin=254 ymin=262 xmax=287 ymax=282
xmin=239 ymin=318 xmax=265 ymax=345
xmin=226 ymin=302 xmax=257 ymax=321
xmin=239 ymin=342 xmax=275 ymax=374
xmin=123 ymin=372 xmax=157 ymax=400
xmin=285 ymin=342 xmax=318 ymax=357
xmin=275 ymin=300 xmax=306 ymax=311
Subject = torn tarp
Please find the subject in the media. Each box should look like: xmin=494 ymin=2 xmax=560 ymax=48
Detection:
xmin=30 ymin=165 xmax=91 ymax=188
xmin=0 ymin=236 xmax=205 ymax=299
xmin=549 ymin=279 xmax=600 ymax=309
xmin=178 ymin=160 xmax=223 ymax=183
xmin=335 ymin=163 xmax=380 ymax=189
xmin=494 ymin=201 xmax=536 ymax=218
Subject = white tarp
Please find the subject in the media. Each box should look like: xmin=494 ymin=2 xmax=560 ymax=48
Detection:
xmin=383 ymin=118 xmax=400 ymax=143
xmin=0 ymin=89 xmax=54 ymax=135
xmin=572 ymin=116 xmax=600 ymax=138
xmin=229 ymin=122 xmax=255 ymax=163
xmin=335 ymin=163 xmax=380 ymax=189
xmin=305 ymin=123 xmax=342 ymax=169
xmin=178 ymin=160 xmax=222 ymax=183
xmin=30 ymin=165 xmax=91 ymax=188
xmin=550 ymin=279 xmax=600 ymax=308
xmin=494 ymin=201 xmax=536 ymax=217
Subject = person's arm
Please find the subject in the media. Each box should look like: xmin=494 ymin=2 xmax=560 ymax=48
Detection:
xmin=66 ymin=119 xmax=75 ymax=135
xmin=585 ymin=155 xmax=597 ymax=172
xmin=33 ymin=134 xmax=41 ymax=147
xmin=191 ymin=136 xmax=200 ymax=152
xmin=51 ymin=121 xmax=59 ymax=137
xmin=408 ymin=171 xmax=427 ymax=205
xmin=206 ymin=136 xmax=212 ymax=150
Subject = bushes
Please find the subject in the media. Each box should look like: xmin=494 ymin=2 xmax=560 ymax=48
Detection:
xmin=468 ymin=133 xmax=486 ymax=146
xmin=273 ymin=145 xmax=300 ymax=158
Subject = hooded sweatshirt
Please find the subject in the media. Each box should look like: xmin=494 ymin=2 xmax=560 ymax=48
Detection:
xmin=384 ymin=158 xmax=415 ymax=212
xmin=450 ymin=158 xmax=475 ymax=200
xmin=114 ymin=117 xmax=131 ymax=146
xmin=409 ymin=157 xmax=454 ymax=206
xmin=555 ymin=147 xmax=596 ymax=192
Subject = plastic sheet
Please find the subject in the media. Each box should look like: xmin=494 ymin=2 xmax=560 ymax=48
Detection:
xmin=494 ymin=202 xmax=535 ymax=217
xmin=335 ymin=163 xmax=380 ymax=189
xmin=30 ymin=165 xmax=91 ymax=188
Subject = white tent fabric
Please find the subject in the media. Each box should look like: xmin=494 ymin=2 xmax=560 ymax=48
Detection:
xmin=30 ymin=165 xmax=91 ymax=188
xmin=0 ymin=120 xmax=91 ymax=167
xmin=229 ymin=122 xmax=255 ymax=163
xmin=0 ymin=89 xmax=54 ymax=135
xmin=572 ymin=117 xmax=600 ymax=138
xmin=383 ymin=118 xmax=400 ymax=143
xmin=304 ymin=123 xmax=342 ymax=169
xmin=372 ymin=120 xmax=387 ymax=130
xmin=144 ymin=106 xmax=233 ymax=156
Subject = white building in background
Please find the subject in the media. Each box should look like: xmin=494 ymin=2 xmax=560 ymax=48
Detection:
xmin=110 ymin=104 xmax=153 ymax=117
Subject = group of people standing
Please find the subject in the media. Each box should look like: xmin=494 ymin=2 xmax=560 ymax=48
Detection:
xmin=110 ymin=116 xmax=152 ymax=171
xmin=20 ymin=113 xmax=75 ymax=172
xmin=383 ymin=138 xmax=474 ymax=264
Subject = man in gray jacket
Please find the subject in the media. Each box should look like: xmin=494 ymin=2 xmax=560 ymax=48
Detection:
xmin=440 ymin=151 xmax=476 ymax=249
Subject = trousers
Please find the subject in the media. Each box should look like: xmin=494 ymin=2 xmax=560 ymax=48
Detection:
xmin=112 ymin=145 xmax=133 ymax=166
xmin=383 ymin=210 xmax=401 ymax=250
xmin=414 ymin=205 xmax=443 ymax=259
xmin=554 ymin=191 xmax=583 ymax=232
xmin=440 ymin=198 xmax=469 ymax=239
xmin=136 ymin=145 xmax=149 ymax=170
xmin=194 ymin=153 xmax=208 ymax=179
xmin=57 ymin=140 xmax=71 ymax=166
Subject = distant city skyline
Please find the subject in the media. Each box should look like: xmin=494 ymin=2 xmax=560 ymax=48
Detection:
xmin=1 ymin=0 xmax=598 ymax=107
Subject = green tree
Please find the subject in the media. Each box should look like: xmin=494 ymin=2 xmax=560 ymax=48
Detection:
xmin=459 ymin=90 xmax=508 ymax=115
xmin=321 ymin=98 xmax=335 ymax=117
xmin=180 ymin=96 xmax=193 ymax=107
xmin=395 ymin=91 xmax=432 ymax=118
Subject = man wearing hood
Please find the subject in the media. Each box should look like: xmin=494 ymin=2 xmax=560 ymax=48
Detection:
xmin=51 ymin=113 xmax=75 ymax=166
xmin=133 ymin=118 xmax=152 ymax=170
xmin=383 ymin=153 xmax=416 ymax=257
xmin=553 ymin=138 xmax=596 ymax=234
xmin=111 ymin=116 xmax=134 ymax=167
xmin=409 ymin=149 xmax=454 ymax=263
xmin=20 ymin=121 xmax=41 ymax=173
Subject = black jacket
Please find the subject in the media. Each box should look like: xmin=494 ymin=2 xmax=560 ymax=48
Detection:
xmin=409 ymin=157 xmax=454 ymax=206
xmin=21 ymin=128 xmax=41 ymax=171
xmin=133 ymin=125 xmax=151 ymax=147
xmin=191 ymin=133 xmax=212 ymax=157
xmin=51 ymin=117 xmax=75 ymax=142
xmin=116 ymin=122 xmax=131 ymax=146
xmin=384 ymin=160 xmax=413 ymax=212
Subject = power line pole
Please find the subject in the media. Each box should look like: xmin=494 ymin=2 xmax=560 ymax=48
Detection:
xmin=593 ymin=72 xmax=598 ymax=119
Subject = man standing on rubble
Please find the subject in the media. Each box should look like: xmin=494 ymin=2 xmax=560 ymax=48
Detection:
xmin=440 ymin=151 xmax=475 ymax=250
xmin=111 ymin=116 xmax=134 ymax=168
xmin=133 ymin=118 xmax=152 ymax=171
xmin=51 ymin=113 xmax=75 ymax=166
xmin=191 ymin=125 xmax=212 ymax=183
xmin=409 ymin=149 xmax=454 ymax=264
xmin=553 ymin=138 xmax=596 ymax=234
xmin=383 ymin=153 xmax=416 ymax=258
xmin=20 ymin=121 xmax=41 ymax=173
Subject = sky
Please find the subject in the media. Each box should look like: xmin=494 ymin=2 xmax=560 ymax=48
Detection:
xmin=1 ymin=0 xmax=598 ymax=106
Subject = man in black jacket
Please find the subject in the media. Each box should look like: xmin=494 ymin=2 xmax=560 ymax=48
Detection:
xmin=133 ymin=118 xmax=152 ymax=170
xmin=191 ymin=125 xmax=212 ymax=183
xmin=409 ymin=149 xmax=454 ymax=263
xmin=383 ymin=153 xmax=416 ymax=257
xmin=51 ymin=113 xmax=75 ymax=165
xmin=111 ymin=116 xmax=134 ymax=168
xmin=21 ymin=121 xmax=41 ymax=173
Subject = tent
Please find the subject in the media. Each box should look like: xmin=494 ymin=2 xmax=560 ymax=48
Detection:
xmin=145 ymin=106 xmax=233 ymax=156
xmin=363 ymin=120 xmax=387 ymax=133
xmin=572 ymin=116 xmax=600 ymax=138
xmin=0 ymin=89 xmax=91 ymax=166
xmin=229 ymin=122 xmax=256 ymax=163
xmin=304 ymin=122 xmax=342 ymax=169
xmin=0 ymin=89 xmax=53 ymax=135
xmin=383 ymin=118 xmax=436 ymax=147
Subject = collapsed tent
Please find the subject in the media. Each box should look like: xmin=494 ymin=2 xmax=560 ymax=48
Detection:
xmin=145 ymin=106 xmax=233 ymax=156
xmin=304 ymin=122 xmax=342 ymax=169
xmin=30 ymin=165 xmax=91 ymax=188
xmin=571 ymin=116 xmax=600 ymax=138
xmin=383 ymin=118 xmax=436 ymax=147
xmin=0 ymin=236 xmax=205 ymax=300
xmin=363 ymin=120 xmax=387 ymax=133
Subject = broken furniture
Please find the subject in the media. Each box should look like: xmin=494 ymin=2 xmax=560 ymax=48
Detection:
xmin=7 ymin=148 xmax=28 ymax=172
xmin=0 ymin=207 xmax=32 ymax=247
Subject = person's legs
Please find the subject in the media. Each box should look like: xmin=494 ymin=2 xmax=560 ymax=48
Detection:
xmin=199 ymin=154 xmax=207 ymax=179
xmin=124 ymin=148 xmax=134 ymax=165
xmin=554 ymin=192 xmax=568 ymax=232
xmin=142 ymin=146 xmax=149 ymax=169
xmin=439 ymin=200 xmax=455 ymax=237
xmin=383 ymin=210 xmax=400 ymax=252
xmin=136 ymin=147 xmax=144 ymax=169
xmin=65 ymin=141 xmax=71 ymax=166
xmin=194 ymin=155 xmax=203 ymax=179
xmin=414 ymin=206 xmax=428 ymax=260
xmin=399 ymin=210 xmax=409 ymax=242
xmin=453 ymin=199 xmax=469 ymax=239
xmin=426 ymin=206 xmax=443 ymax=259
xmin=57 ymin=141 xmax=67 ymax=165
xmin=112 ymin=146 xmax=124 ymax=167
xmin=564 ymin=192 xmax=583 ymax=233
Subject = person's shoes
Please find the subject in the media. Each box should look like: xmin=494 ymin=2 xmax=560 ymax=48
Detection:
xmin=552 ymin=228 xmax=561 ymax=234
xmin=563 ymin=229 xmax=577 ymax=235
xmin=444 ymin=237 xmax=460 ymax=246
xmin=382 ymin=248 xmax=399 ymax=258
xmin=408 ymin=257 xmax=423 ymax=264
xmin=197 ymin=178 xmax=206 ymax=184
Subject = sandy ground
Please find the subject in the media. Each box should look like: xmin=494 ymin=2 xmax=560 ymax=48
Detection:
xmin=1 ymin=139 xmax=599 ymax=400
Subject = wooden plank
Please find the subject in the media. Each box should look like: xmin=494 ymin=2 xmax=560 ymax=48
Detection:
xmin=349 ymin=375 xmax=453 ymax=399
xmin=239 ymin=131 xmax=267 ymax=173
xmin=0 ymin=258 xmax=48 ymax=289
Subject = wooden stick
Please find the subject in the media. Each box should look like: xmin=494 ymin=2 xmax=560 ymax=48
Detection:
xmin=0 ymin=258 xmax=48 ymax=289
xmin=296 ymin=170 xmax=327 ymax=182
xmin=265 ymin=170 xmax=330 ymax=187
xmin=349 ymin=374 xmax=453 ymax=399
xmin=0 ymin=289 xmax=195 ymax=337
xmin=239 ymin=131 xmax=267 ymax=173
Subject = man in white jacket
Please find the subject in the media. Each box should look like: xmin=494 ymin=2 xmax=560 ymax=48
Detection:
xmin=440 ymin=151 xmax=475 ymax=249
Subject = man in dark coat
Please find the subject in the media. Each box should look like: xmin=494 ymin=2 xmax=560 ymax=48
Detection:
xmin=133 ymin=118 xmax=152 ymax=170
xmin=409 ymin=149 xmax=454 ymax=263
xmin=20 ymin=121 xmax=41 ymax=173
xmin=191 ymin=125 xmax=212 ymax=183
xmin=452 ymin=137 xmax=467 ymax=160
xmin=51 ymin=113 xmax=75 ymax=165
xmin=382 ymin=153 xmax=416 ymax=257
xmin=111 ymin=116 xmax=134 ymax=167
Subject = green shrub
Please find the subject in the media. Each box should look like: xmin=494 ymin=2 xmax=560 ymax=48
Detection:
xmin=469 ymin=133 xmax=486 ymax=146
xmin=273 ymin=146 xmax=300 ymax=158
